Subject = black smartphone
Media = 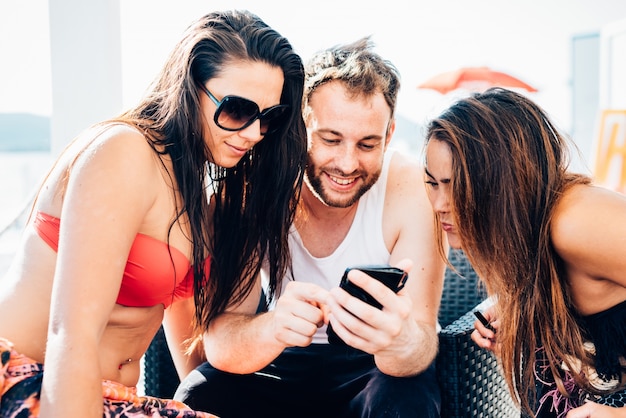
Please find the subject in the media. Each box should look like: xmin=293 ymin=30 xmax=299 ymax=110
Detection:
xmin=473 ymin=310 xmax=496 ymax=332
xmin=327 ymin=265 xmax=408 ymax=345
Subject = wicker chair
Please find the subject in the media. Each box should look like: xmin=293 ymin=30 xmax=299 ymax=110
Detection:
xmin=143 ymin=326 xmax=180 ymax=398
xmin=436 ymin=248 xmax=520 ymax=418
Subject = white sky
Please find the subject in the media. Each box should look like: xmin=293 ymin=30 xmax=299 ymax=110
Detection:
xmin=2 ymin=0 xmax=626 ymax=131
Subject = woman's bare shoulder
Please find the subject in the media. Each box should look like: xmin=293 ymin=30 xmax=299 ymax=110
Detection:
xmin=551 ymin=183 xmax=626 ymax=281
xmin=84 ymin=122 xmax=152 ymax=152
xmin=71 ymin=123 xmax=160 ymax=173
xmin=552 ymin=184 xmax=626 ymax=231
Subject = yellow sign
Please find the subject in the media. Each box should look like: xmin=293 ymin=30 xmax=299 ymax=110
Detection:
xmin=592 ymin=109 xmax=626 ymax=193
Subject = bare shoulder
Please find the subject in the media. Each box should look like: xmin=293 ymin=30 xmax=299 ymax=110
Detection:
xmin=40 ymin=123 xmax=160 ymax=209
xmin=383 ymin=150 xmax=433 ymax=248
xmin=384 ymin=150 xmax=430 ymax=216
xmin=386 ymin=150 xmax=424 ymax=195
xmin=552 ymin=184 xmax=626 ymax=306
xmin=62 ymin=123 xmax=164 ymax=210
xmin=74 ymin=123 xmax=160 ymax=180
xmin=551 ymin=183 xmax=626 ymax=264
xmin=81 ymin=123 xmax=154 ymax=159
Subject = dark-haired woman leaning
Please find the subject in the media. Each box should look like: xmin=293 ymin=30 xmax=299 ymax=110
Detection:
xmin=0 ymin=9 xmax=306 ymax=417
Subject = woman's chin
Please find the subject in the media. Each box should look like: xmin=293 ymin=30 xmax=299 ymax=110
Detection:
xmin=446 ymin=233 xmax=462 ymax=250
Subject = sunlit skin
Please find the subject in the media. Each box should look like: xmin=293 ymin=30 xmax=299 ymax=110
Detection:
xmin=200 ymin=61 xmax=285 ymax=168
xmin=424 ymin=138 xmax=626 ymax=418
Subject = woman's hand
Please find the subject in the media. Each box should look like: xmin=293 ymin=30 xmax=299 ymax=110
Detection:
xmin=566 ymin=401 xmax=626 ymax=417
xmin=470 ymin=304 xmax=500 ymax=355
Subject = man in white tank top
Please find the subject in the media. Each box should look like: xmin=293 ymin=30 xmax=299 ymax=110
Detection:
xmin=175 ymin=37 xmax=445 ymax=418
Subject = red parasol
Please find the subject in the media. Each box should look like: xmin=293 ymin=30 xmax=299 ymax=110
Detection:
xmin=418 ymin=66 xmax=538 ymax=94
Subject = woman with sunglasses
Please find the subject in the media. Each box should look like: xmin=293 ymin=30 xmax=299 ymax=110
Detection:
xmin=0 ymin=9 xmax=306 ymax=418
xmin=424 ymin=88 xmax=626 ymax=417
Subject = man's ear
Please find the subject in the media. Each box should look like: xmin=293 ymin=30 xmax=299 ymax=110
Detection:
xmin=385 ymin=118 xmax=396 ymax=148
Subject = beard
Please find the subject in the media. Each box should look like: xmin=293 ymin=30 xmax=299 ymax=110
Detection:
xmin=304 ymin=161 xmax=381 ymax=208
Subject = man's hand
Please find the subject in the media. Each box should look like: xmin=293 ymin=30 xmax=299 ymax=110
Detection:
xmin=326 ymin=260 xmax=416 ymax=356
xmin=271 ymin=281 xmax=329 ymax=347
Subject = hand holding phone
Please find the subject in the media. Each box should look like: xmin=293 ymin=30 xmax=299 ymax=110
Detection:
xmin=327 ymin=265 xmax=408 ymax=345
xmin=473 ymin=310 xmax=496 ymax=333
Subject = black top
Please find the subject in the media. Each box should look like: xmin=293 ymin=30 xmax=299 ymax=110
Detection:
xmin=578 ymin=299 xmax=626 ymax=381
xmin=535 ymin=299 xmax=626 ymax=417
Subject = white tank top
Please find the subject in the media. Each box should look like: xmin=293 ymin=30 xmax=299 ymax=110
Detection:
xmin=264 ymin=149 xmax=395 ymax=343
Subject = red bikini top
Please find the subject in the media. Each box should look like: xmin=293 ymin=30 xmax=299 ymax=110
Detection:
xmin=33 ymin=211 xmax=207 ymax=308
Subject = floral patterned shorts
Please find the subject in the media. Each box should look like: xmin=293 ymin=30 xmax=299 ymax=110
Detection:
xmin=0 ymin=337 xmax=218 ymax=417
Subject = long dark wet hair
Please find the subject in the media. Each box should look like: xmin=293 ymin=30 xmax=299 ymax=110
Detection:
xmin=426 ymin=88 xmax=593 ymax=414
xmin=119 ymin=10 xmax=307 ymax=330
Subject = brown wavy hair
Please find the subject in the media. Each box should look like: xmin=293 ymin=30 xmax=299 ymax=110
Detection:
xmin=425 ymin=88 xmax=592 ymax=414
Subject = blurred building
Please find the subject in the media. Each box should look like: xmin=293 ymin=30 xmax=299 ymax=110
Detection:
xmin=572 ymin=18 xmax=626 ymax=190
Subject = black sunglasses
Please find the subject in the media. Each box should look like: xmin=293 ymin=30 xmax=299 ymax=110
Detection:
xmin=199 ymin=84 xmax=290 ymax=135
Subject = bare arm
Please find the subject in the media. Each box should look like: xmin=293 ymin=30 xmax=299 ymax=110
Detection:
xmin=327 ymin=154 xmax=445 ymax=376
xmin=163 ymin=297 xmax=205 ymax=379
xmin=40 ymin=127 xmax=159 ymax=417
xmin=202 ymin=278 xmax=329 ymax=374
xmin=551 ymin=185 xmax=626 ymax=313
